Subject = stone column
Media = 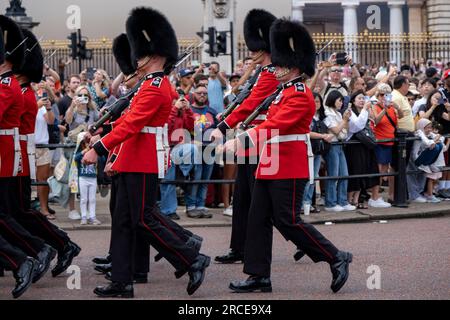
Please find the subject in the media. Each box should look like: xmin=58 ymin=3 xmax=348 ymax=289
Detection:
xmin=292 ymin=0 xmax=306 ymax=22
xmin=407 ymin=0 xmax=424 ymax=33
xmin=342 ymin=1 xmax=359 ymax=62
xmin=388 ymin=0 xmax=405 ymax=65
xmin=426 ymin=0 xmax=450 ymax=62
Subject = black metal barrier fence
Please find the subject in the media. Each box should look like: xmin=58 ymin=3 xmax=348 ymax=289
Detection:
xmin=32 ymin=132 xmax=450 ymax=208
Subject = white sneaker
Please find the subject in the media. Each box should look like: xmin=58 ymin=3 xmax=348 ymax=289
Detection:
xmin=325 ymin=205 xmax=344 ymax=212
xmin=80 ymin=218 xmax=87 ymax=225
xmin=412 ymin=196 xmax=427 ymax=203
xmin=88 ymin=218 xmax=102 ymax=225
xmin=223 ymin=207 xmax=233 ymax=217
xmin=368 ymin=198 xmax=392 ymax=208
xmin=341 ymin=204 xmax=356 ymax=211
xmin=425 ymin=195 xmax=441 ymax=203
xmin=68 ymin=210 xmax=81 ymax=220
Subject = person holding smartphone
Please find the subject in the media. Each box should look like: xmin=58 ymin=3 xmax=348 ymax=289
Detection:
xmin=159 ymin=95 xmax=195 ymax=220
xmin=34 ymin=89 xmax=55 ymax=217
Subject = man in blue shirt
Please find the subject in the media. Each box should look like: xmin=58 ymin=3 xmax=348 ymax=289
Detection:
xmin=207 ymin=61 xmax=227 ymax=114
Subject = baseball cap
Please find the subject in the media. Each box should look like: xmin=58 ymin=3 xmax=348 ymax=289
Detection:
xmin=408 ymin=84 xmax=420 ymax=96
xmin=229 ymin=73 xmax=241 ymax=81
xmin=442 ymin=69 xmax=450 ymax=81
xmin=178 ymin=68 xmax=195 ymax=78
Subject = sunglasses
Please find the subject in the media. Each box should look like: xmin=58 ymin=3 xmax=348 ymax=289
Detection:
xmin=195 ymin=92 xmax=207 ymax=96
xmin=379 ymin=93 xmax=385 ymax=97
xmin=77 ymin=94 xmax=89 ymax=98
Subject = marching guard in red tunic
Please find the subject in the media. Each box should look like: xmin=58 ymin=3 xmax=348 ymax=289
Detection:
xmin=212 ymin=9 xmax=280 ymax=264
xmin=84 ymin=7 xmax=210 ymax=298
xmin=13 ymin=28 xmax=81 ymax=278
xmin=227 ymin=18 xmax=353 ymax=294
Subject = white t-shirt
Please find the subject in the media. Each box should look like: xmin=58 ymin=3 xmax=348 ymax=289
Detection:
xmin=323 ymin=106 xmax=348 ymax=142
xmin=35 ymin=106 xmax=49 ymax=145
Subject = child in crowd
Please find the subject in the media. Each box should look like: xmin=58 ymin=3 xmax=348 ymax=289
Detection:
xmin=74 ymin=133 xmax=101 ymax=225
xmin=412 ymin=119 xmax=446 ymax=203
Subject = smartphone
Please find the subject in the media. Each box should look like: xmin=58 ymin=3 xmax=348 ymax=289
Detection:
xmin=385 ymin=94 xmax=393 ymax=105
xmin=438 ymin=97 xmax=446 ymax=105
xmin=336 ymin=52 xmax=347 ymax=66
xmin=364 ymin=96 xmax=371 ymax=103
xmin=86 ymin=67 xmax=96 ymax=81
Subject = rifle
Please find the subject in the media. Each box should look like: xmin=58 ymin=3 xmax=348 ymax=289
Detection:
xmin=220 ymin=66 xmax=263 ymax=121
xmin=239 ymin=85 xmax=282 ymax=130
xmin=89 ymin=42 xmax=205 ymax=134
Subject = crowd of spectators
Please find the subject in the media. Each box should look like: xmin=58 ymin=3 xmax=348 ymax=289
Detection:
xmin=34 ymin=54 xmax=450 ymax=221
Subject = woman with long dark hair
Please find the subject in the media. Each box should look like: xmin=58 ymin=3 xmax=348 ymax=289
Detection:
xmin=302 ymin=93 xmax=334 ymax=214
xmin=345 ymin=90 xmax=391 ymax=209
xmin=323 ymin=90 xmax=355 ymax=212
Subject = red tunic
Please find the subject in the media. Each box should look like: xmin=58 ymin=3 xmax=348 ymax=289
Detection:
xmin=94 ymin=72 xmax=172 ymax=174
xmin=218 ymin=64 xmax=279 ymax=158
xmin=237 ymin=77 xmax=315 ymax=180
xmin=219 ymin=64 xmax=279 ymax=131
xmin=0 ymin=72 xmax=23 ymax=177
xmin=18 ymin=84 xmax=38 ymax=177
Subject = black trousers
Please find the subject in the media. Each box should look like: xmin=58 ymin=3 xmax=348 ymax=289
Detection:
xmin=112 ymin=173 xmax=197 ymax=283
xmin=0 ymin=178 xmax=45 ymax=258
xmin=0 ymin=234 xmax=27 ymax=271
xmin=9 ymin=177 xmax=69 ymax=254
xmin=230 ymin=163 xmax=262 ymax=254
xmin=244 ymin=179 xmax=339 ymax=277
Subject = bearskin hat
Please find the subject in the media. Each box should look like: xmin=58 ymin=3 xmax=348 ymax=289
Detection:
xmin=126 ymin=7 xmax=178 ymax=67
xmin=113 ymin=34 xmax=135 ymax=76
xmin=0 ymin=28 xmax=4 ymax=65
xmin=17 ymin=29 xmax=43 ymax=83
xmin=270 ymin=19 xmax=316 ymax=77
xmin=244 ymin=9 xmax=276 ymax=53
xmin=0 ymin=15 xmax=25 ymax=69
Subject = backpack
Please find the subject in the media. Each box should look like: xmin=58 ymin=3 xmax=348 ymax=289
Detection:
xmin=311 ymin=118 xmax=331 ymax=156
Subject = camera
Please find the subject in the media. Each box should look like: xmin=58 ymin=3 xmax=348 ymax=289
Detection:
xmin=336 ymin=52 xmax=348 ymax=66
xmin=204 ymin=63 xmax=211 ymax=68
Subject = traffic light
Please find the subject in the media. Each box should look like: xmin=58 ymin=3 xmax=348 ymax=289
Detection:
xmin=216 ymin=31 xmax=227 ymax=55
xmin=78 ymin=39 xmax=93 ymax=60
xmin=67 ymin=32 xmax=77 ymax=59
xmin=205 ymin=27 xmax=217 ymax=57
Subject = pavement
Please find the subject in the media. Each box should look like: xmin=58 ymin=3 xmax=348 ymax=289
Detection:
xmin=1 ymin=216 xmax=449 ymax=300
xmin=48 ymin=191 xmax=450 ymax=231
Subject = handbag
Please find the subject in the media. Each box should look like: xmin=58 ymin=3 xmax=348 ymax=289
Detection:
xmin=54 ymin=154 xmax=69 ymax=183
xmin=354 ymin=123 xmax=377 ymax=149
xmin=311 ymin=118 xmax=331 ymax=156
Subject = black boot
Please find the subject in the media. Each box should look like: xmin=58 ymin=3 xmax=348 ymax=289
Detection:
xmin=187 ymin=254 xmax=210 ymax=295
xmin=33 ymin=244 xmax=57 ymax=283
xmin=94 ymin=282 xmax=134 ymax=298
xmin=229 ymin=275 xmax=272 ymax=293
xmin=12 ymin=257 xmax=37 ymax=299
xmin=0 ymin=266 xmax=4 ymax=277
xmin=92 ymin=254 xmax=111 ymax=265
xmin=105 ymin=272 xmax=148 ymax=284
xmin=51 ymin=241 xmax=81 ymax=277
xmin=214 ymin=250 xmax=244 ymax=264
xmin=330 ymin=251 xmax=353 ymax=293
xmin=294 ymin=248 xmax=305 ymax=262
xmin=94 ymin=263 xmax=112 ymax=274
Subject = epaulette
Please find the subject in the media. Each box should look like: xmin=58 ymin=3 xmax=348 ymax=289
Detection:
xmin=1 ymin=77 xmax=12 ymax=86
xmin=151 ymin=77 xmax=163 ymax=88
xmin=295 ymin=82 xmax=305 ymax=93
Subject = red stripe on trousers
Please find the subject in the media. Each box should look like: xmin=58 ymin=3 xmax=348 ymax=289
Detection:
xmin=0 ymin=251 xmax=18 ymax=269
xmin=291 ymin=180 xmax=333 ymax=261
xmin=0 ymin=221 xmax=38 ymax=256
xmin=139 ymin=174 xmax=190 ymax=266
